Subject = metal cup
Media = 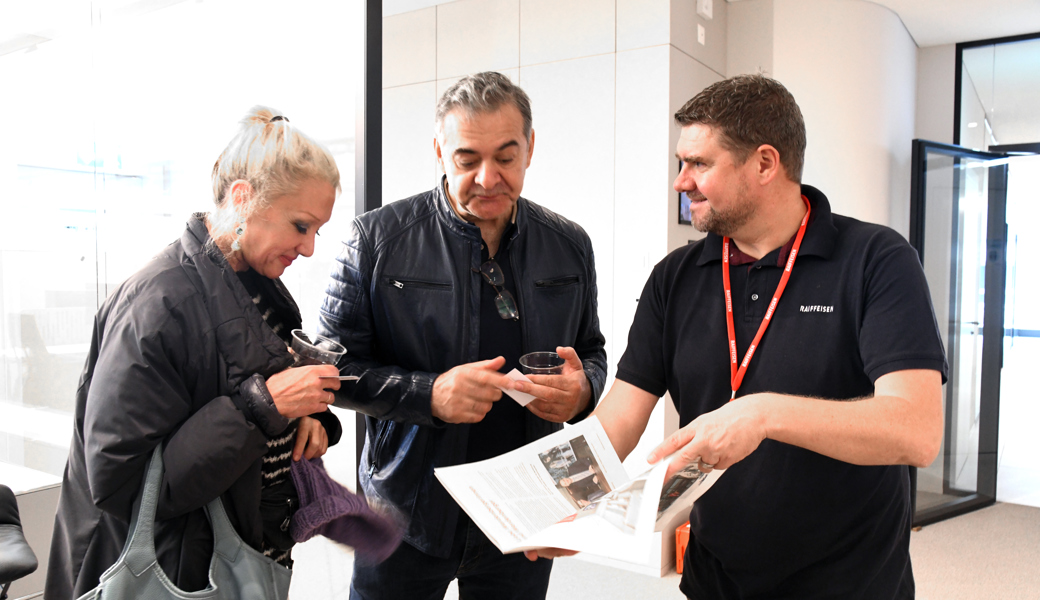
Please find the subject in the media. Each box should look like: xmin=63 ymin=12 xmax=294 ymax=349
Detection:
xmin=519 ymin=351 xmax=565 ymax=375
xmin=290 ymin=329 xmax=347 ymax=367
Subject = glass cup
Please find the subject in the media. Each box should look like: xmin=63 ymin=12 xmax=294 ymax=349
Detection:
xmin=519 ymin=351 xmax=565 ymax=375
xmin=290 ymin=329 xmax=347 ymax=367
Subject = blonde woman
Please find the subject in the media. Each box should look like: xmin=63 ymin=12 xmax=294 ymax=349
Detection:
xmin=47 ymin=107 xmax=342 ymax=598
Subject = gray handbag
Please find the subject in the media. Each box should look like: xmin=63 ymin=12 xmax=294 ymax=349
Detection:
xmin=77 ymin=446 xmax=292 ymax=599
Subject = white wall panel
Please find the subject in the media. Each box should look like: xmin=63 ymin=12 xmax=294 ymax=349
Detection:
xmin=520 ymin=0 xmax=615 ymax=65
xmin=437 ymin=0 xmax=520 ymax=78
xmin=519 ymin=55 xmax=617 ymax=363
xmin=383 ymin=7 xmax=438 ymax=87
xmin=614 ymin=45 xmax=672 ymax=371
xmin=617 ymin=0 xmax=669 ymax=52
xmin=382 ymin=82 xmax=439 ymax=203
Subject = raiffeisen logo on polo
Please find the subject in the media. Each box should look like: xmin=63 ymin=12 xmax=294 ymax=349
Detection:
xmin=800 ymin=305 xmax=834 ymax=313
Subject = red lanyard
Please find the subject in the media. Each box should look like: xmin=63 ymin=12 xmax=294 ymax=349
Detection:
xmin=722 ymin=196 xmax=811 ymax=400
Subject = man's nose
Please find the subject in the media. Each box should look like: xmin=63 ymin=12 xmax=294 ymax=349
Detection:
xmin=674 ymin=166 xmax=695 ymax=193
xmin=475 ymin=161 xmax=501 ymax=189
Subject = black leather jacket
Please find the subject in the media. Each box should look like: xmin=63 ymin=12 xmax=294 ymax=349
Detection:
xmin=319 ymin=180 xmax=607 ymax=557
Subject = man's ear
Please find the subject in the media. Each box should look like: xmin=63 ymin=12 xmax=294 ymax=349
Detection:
xmin=753 ymin=144 xmax=783 ymax=185
xmin=526 ymin=128 xmax=536 ymax=167
xmin=434 ymin=135 xmax=446 ymax=173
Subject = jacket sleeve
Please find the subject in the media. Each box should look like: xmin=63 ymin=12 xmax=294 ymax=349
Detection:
xmin=570 ymin=235 xmax=607 ymax=424
xmin=83 ymin=301 xmax=271 ymax=521
xmin=308 ymin=409 xmax=343 ymax=446
xmin=318 ymin=219 xmax=441 ymax=427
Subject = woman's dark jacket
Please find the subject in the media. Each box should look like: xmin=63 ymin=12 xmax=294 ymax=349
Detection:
xmin=46 ymin=214 xmax=338 ymax=598
xmin=318 ymin=181 xmax=607 ymax=558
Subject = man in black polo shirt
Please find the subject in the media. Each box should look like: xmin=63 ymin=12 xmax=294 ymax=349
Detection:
xmin=524 ymin=75 xmax=947 ymax=598
xmin=320 ymin=72 xmax=606 ymax=600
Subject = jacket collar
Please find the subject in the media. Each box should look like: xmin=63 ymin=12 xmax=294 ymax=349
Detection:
xmin=182 ymin=213 xmax=295 ymax=379
xmin=696 ymin=184 xmax=838 ymax=266
xmin=433 ymin=176 xmax=525 ymax=247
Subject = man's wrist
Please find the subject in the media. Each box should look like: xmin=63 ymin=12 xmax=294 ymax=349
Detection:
xmin=747 ymin=392 xmax=777 ymax=442
xmin=579 ymin=375 xmax=592 ymax=410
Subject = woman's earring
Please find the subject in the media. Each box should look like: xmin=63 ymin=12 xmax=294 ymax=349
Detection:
xmin=231 ymin=222 xmax=245 ymax=252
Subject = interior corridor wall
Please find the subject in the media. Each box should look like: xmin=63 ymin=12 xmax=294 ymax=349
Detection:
xmin=774 ymin=0 xmax=917 ymax=236
xmin=916 ymin=44 xmax=957 ymax=144
xmin=728 ymin=0 xmax=918 ymax=237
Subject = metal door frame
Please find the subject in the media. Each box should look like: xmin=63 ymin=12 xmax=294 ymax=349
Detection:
xmin=909 ymin=139 xmax=1007 ymax=527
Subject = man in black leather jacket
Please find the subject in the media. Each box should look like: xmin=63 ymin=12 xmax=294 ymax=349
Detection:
xmin=319 ymin=72 xmax=607 ymax=600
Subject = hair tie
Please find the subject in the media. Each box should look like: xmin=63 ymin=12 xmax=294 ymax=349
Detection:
xmin=270 ymin=115 xmax=289 ymax=123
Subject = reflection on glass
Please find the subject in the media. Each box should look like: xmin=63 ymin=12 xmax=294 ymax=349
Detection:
xmin=960 ymin=37 xmax=1040 ymax=149
xmin=917 ymin=153 xmax=992 ymax=512
xmin=0 ymin=0 xmax=357 ymax=493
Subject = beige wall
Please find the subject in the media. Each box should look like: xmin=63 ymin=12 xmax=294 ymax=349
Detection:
xmin=728 ymin=0 xmax=919 ymax=236
xmin=727 ymin=0 xmax=773 ymax=77
xmin=916 ymin=44 xmax=957 ymax=144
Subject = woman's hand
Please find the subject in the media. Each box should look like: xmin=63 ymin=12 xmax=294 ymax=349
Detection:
xmin=294 ymin=416 xmax=329 ymax=461
xmin=265 ymin=364 xmax=340 ymax=418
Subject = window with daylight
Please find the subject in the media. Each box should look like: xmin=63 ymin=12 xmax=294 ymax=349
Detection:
xmin=0 ymin=0 xmax=359 ymax=494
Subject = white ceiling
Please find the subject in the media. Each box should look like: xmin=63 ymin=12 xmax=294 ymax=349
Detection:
xmin=866 ymin=0 xmax=1040 ymax=48
xmin=5 ymin=0 xmax=1038 ymax=51
xmin=384 ymin=0 xmax=1040 ymax=48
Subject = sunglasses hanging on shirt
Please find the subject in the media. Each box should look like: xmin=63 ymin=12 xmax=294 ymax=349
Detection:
xmin=473 ymin=260 xmax=519 ymax=321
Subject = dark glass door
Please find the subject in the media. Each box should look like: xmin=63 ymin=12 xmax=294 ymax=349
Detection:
xmin=908 ymin=139 xmax=1008 ymax=526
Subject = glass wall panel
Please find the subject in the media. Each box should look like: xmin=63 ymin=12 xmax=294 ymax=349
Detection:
xmin=960 ymin=37 xmax=1040 ymax=148
xmin=0 ymin=0 xmax=358 ymax=494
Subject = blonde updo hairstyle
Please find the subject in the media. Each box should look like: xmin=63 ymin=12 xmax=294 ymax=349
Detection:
xmin=209 ymin=106 xmax=340 ymax=243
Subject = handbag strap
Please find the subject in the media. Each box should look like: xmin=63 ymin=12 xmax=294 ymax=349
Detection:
xmin=122 ymin=445 xmax=164 ymax=576
xmin=206 ymin=492 xmax=245 ymax=561
xmin=120 ymin=446 xmax=279 ymax=576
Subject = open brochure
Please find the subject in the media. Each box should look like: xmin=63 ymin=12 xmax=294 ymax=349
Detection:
xmin=434 ymin=417 xmax=723 ymax=563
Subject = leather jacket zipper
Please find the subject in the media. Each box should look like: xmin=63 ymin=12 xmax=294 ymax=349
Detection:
xmin=369 ymin=422 xmax=393 ymax=477
xmin=389 ymin=278 xmax=452 ymax=290
xmin=535 ymin=276 xmax=580 ymax=287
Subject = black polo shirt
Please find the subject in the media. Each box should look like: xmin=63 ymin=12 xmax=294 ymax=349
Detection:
xmin=617 ymin=185 xmax=948 ymax=599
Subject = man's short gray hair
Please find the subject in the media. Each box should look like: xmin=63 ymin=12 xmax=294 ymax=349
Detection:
xmin=435 ymin=72 xmax=533 ymax=140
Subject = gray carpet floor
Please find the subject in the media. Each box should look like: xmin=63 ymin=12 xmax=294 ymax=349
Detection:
xmin=911 ymin=502 xmax=1040 ymax=600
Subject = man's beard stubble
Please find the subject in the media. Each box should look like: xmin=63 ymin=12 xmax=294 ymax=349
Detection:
xmin=692 ymin=181 xmax=756 ymax=238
